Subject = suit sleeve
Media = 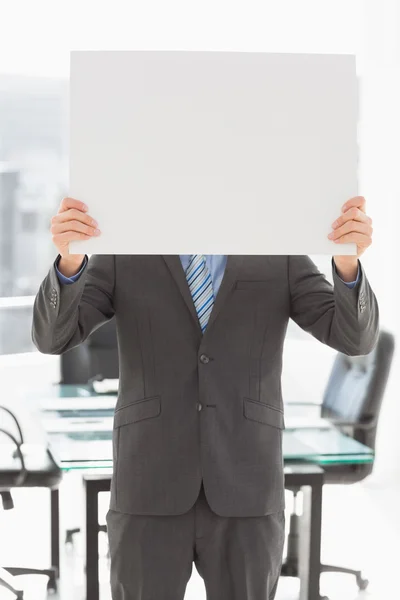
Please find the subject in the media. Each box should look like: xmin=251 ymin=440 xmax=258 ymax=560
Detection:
xmin=288 ymin=255 xmax=379 ymax=356
xmin=32 ymin=254 xmax=115 ymax=355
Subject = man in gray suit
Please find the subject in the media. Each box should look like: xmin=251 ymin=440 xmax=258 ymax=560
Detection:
xmin=32 ymin=194 xmax=378 ymax=600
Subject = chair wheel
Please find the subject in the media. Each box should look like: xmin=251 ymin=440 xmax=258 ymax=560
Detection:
xmin=356 ymin=575 xmax=369 ymax=590
xmin=47 ymin=577 xmax=58 ymax=593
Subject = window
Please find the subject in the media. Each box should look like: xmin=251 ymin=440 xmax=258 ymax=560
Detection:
xmin=0 ymin=76 xmax=68 ymax=354
xmin=20 ymin=211 xmax=38 ymax=232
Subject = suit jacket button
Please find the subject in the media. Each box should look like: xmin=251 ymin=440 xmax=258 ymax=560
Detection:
xmin=200 ymin=354 xmax=210 ymax=364
xmin=197 ymin=403 xmax=203 ymax=411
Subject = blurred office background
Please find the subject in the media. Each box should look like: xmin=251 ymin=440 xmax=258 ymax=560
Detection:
xmin=0 ymin=1 xmax=399 ymax=599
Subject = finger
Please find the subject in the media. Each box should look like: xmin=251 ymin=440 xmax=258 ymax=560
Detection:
xmin=52 ymin=231 xmax=92 ymax=245
xmin=52 ymin=209 xmax=98 ymax=228
xmin=51 ymin=220 xmax=100 ymax=237
xmin=333 ymin=232 xmax=372 ymax=247
xmin=341 ymin=195 xmax=366 ymax=214
xmin=332 ymin=206 xmax=372 ymax=230
xmin=329 ymin=220 xmax=372 ymax=241
xmin=59 ymin=197 xmax=88 ymax=213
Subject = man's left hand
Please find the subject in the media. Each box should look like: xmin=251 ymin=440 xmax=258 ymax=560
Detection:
xmin=328 ymin=196 xmax=373 ymax=282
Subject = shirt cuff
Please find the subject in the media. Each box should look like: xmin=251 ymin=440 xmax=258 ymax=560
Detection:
xmin=55 ymin=255 xmax=88 ymax=284
xmin=333 ymin=261 xmax=360 ymax=289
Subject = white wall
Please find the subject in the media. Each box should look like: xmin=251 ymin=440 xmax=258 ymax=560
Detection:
xmin=355 ymin=0 xmax=400 ymax=484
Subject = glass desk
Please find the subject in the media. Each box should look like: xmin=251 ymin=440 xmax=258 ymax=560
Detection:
xmin=35 ymin=384 xmax=374 ymax=470
xmin=27 ymin=384 xmax=373 ymax=600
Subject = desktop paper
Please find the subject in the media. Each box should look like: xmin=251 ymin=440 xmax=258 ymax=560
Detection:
xmin=69 ymin=51 xmax=358 ymax=255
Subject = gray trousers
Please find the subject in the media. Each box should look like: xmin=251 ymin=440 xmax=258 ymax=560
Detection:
xmin=106 ymin=483 xmax=285 ymax=600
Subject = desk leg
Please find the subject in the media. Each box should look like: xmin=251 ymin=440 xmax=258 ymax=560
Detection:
xmin=298 ymin=479 xmax=323 ymax=600
xmin=85 ymin=479 xmax=100 ymax=600
xmin=50 ymin=488 xmax=60 ymax=578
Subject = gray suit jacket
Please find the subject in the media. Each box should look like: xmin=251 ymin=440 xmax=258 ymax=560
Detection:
xmin=32 ymin=255 xmax=379 ymax=517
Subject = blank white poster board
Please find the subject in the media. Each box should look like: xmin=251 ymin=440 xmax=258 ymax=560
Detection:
xmin=69 ymin=51 xmax=358 ymax=255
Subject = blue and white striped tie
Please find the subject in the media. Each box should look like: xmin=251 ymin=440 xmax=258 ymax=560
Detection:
xmin=185 ymin=255 xmax=215 ymax=333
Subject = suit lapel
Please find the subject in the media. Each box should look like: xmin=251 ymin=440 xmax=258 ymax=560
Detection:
xmin=162 ymin=255 xmax=201 ymax=331
xmin=162 ymin=255 xmax=243 ymax=336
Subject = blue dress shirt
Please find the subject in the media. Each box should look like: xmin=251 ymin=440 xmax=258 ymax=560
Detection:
xmin=179 ymin=255 xmax=228 ymax=296
xmin=55 ymin=255 xmax=360 ymax=292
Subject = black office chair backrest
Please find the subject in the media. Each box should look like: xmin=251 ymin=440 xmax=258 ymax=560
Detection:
xmin=322 ymin=329 xmax=395 ymax=452
xmin=60 ymin=318 xmax=119 ymax=384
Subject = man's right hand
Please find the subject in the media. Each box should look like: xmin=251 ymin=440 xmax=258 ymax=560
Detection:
xmin=51 ymin=197 xmax=101 ymax=277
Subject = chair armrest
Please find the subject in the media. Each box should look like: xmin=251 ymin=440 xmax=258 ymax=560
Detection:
xmin=0 ymin=406 xmax=24 ymax=444
xmin=0 ymin=428 xmax=27 ymax=486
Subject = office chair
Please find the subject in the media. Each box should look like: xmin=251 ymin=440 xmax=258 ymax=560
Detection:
xmin=281 ymin=329 xmax=395 ymax=594
xmin=60 ymin=318 xmax=118 ymax=547
xmin=0 ymin=406 xmax=62 ymax=599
